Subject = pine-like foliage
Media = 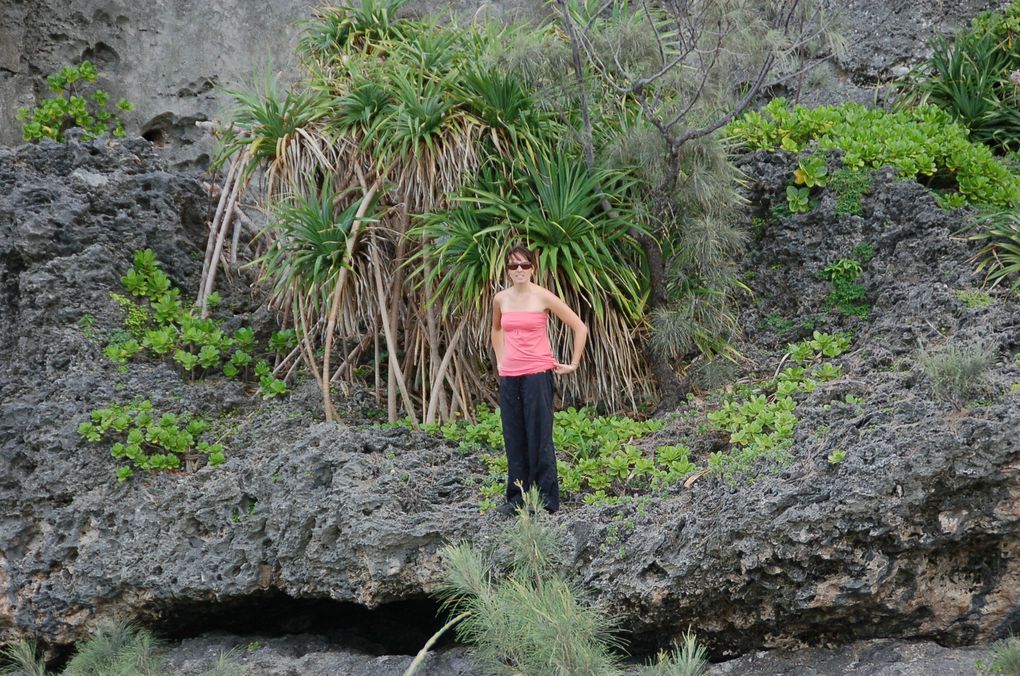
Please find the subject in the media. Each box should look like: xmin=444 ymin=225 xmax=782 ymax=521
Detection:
xmin=63 ymin=621 xmax=163 ymax=676
xmin=0 ymin=640 xmax=47 ymax=676
xmin=437 ymin=489 xmax=624 ymax=674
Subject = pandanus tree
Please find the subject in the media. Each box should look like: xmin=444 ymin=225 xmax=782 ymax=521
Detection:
xmin=202 ymin=0 xmax=655 ymax=422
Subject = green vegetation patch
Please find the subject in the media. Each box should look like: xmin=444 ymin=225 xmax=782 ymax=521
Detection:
xmin=902 ymin=0 xmax=1020 ymax=154
xmin=0 ymin=619 xmax=245 ymax=676
xmin=953 ymin=288 xmax=996 ymax=308
xmin=417 ymin=331 xmax=852 ymax=507
xmin=728 ymin=99 xmax=1020 ymax=208
xmin=78 ymin=400 xmax=225 ymax=481
xmin=820 ymin=257 xmax=869 ymax=318
xmin=104 ymin=250 xmax=288 ymax=399
xmin=829 ymin=168 xmax=873 ymax=216
xmin=17 ymin=60 xmax=133 ymax=142
xmin=917 ymin=340 xmax=997 ymax=407
xmin=432 ymin=488 xmax=711 ymax=676
xmin=977 ymin=632 xmax=1020 ymax=674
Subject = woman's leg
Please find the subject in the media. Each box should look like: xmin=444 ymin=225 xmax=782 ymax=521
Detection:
xmin=499 ymin=375 xmax=528 ymax=506
xmin=521 ymin=370 xmax=559 ymax=512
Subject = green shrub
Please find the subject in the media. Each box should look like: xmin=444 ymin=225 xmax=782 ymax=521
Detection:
xmin=728 ymin=99 xmax=1020 ymax=208
xmin=901 ymin=1 xmax=1020 ymax=153
xmin=195 ymin=650 xmax=248 ymax=676
xmin=971 ymin=209 xmax=1020 ymax=291
xmin=16 ymin=61 xmax=133 ymax=142
xmin=786 ymin=185 xmax=811 ymax=213
xmin=78 ymin=400 xmax=226 ymax=480
xmin=108 ymin=250 xmax=289 ymax=398
xmin=917 ymin=340 xmax=997 ymax=405
xmin=829 ymin=169 xmax=873 ymax=216
xmin=978 ymin=633 xmax=1020 ymax=674
xmin=438 ymin=489 xmax=624 ymax=675
xmin=820 ymin=258 xmax=869 ymax=318
xmin=641 ymin=630 xmax=710 ymax=676
xmin=0 ymin=640 xmax=46 ymax=676
xmin=851 ymin=242 xmax=876 ymax=263
xmin=953 ymin=289 xmax=996 ymax=308
xmin=64 ymin=621 xmax=162 ymax=676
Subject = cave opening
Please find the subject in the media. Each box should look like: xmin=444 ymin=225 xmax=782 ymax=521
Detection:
xmin=144 ymin=592 xmax=452 ymax=656
xmin=142 ymin=127 xmax=166 ymax=146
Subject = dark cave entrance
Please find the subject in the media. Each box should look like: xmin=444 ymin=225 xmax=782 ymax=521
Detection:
xmin=145 ymin=592 xmax=452 ymax=656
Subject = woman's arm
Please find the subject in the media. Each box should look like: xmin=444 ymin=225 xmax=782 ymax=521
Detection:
xmin=490 ymin=297 xmax=504 ymax=370
xmin=544 ymin=290 xmax=588 ymax=375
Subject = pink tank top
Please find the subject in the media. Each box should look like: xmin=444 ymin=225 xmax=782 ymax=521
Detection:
xmin=499 ymin=311 xmax=556 ymax=376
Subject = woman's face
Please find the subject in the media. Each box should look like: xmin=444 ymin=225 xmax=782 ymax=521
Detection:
xmin=507 ymin=253 xmax=533 ymax=283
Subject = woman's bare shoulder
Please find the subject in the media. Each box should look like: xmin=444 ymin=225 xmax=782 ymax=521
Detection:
xmin=536 ymin=285 xmax=561 ymax=304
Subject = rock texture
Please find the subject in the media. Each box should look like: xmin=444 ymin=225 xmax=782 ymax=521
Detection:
xmin=160 ymin=634 xmax=477 ymax=676
xmin=1 ymin=137 xmax=1019 ymax=662
xmin=0 ymin=0 xmax=546 ymax=168
xmin=710 ymin=638 xmax=991 ymax=675
xmin=568 ymin=150 xmax=1020 ymax=655
xmin=155 ymin=634 xmax=992 ymax=675
xmin=820 ymin=0 xmax=1010 ymax=81
xmin=0 ymin=0 xmax=1006 ymax=165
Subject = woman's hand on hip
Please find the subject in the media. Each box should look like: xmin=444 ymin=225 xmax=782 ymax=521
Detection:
xmin=553 ymin=362 xmax=578 ymax=375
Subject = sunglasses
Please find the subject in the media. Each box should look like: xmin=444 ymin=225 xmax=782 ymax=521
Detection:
xmin=507 ymin=262 xmax=533 ymax=271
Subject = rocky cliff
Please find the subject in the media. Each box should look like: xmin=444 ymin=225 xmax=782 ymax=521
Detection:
xmin=1 ymin=133 xmax=1018 ymax=665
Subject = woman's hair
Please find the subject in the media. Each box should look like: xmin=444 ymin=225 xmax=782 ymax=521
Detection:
xmin=506 ymin=244 xmax=535 ymax=266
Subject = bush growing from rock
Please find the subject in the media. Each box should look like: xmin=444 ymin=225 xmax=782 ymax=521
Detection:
xmin=916 ymin=340 xmax=997 ymax=406
xmin=978 ymin=633 xmax=1020 ymax=674
xmin=106 ymin=250 xmax=288 ymax=398
xmin=16 ymin=61 xmax=133 ymax=143
xmin=640 ymin=630 xmax=709 ymax=676
xmin=437 ymin=488 xmax=624 ymax=674
xmin=728 ymin=99 xmax=1020 ymax=208
xmin=900 ymin=1 xmax=1020 ymax=154
xmin=971 ymin=209 xmax=1020 ymax=292
xmin=0 ymin=639 xmax=46 ymax=676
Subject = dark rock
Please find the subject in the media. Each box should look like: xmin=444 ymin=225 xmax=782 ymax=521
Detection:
xmin=710 ymin=638 xmax=991 ymax=675
xmin=159 ymin=633 xmax=477 ymax=676
xmin=1 ymin=134 xmax=1019 ymax=668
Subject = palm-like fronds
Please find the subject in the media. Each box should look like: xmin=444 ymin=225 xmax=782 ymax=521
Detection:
xmin=492 ymin=154 xmax=645 ymax=320
xmin=215 ymin=73 xmax=331 ymax=178
xmin=410 ymin=204 xmax=509 ymax=316
xmin=904 ymin=30 xmax=1020 ymax=152
xmin=298 ymin=0 xmax=408 ymax=62
xmin=458 ymin=65 xmax=558 ymax=160
xmin=971 ymin=208 xmax=1020 ymax=290
xmin=333 ymin=81 xmax=394 ymax=134
xmin=208 ymin=3 xmax=659 ymax=420
xmin=256 ymin=173 xmax=371 ymax=316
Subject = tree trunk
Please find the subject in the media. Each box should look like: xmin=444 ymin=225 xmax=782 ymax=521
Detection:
xmin=633 ymin=227 xmax=685 ymax=411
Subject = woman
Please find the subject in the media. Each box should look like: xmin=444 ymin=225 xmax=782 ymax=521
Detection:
xmin=490 ymin=245 xmax=588 ymax=515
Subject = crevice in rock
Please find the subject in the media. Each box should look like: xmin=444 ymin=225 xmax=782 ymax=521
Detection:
xmin=142 ymin=127 xmax=166 ymax=146
xmin=142 ymin=593 xmax=451 ymax=656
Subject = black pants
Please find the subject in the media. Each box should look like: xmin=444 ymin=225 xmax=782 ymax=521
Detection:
xmin=499 ymin=370 xmax=559 ymax=511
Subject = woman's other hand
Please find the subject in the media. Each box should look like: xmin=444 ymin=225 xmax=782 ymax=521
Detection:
xmin=553 ymin=362 xmax=578 ymax=375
